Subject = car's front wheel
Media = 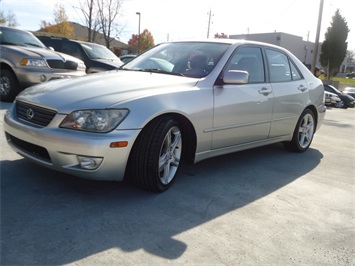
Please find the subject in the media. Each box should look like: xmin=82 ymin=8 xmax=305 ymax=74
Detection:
xmin=284 ymin=109 xmax=315 ymax=153
xmin=0 ymin=69 xmax=20 ymax=102
xmin=335 ymin=100 xmax=346 ymax=108
xmin=128 ymin=116 xmax=183 ymax=192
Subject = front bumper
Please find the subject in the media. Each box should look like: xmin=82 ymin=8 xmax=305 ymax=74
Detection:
xmin=14 ymin=67 xmax=86 ymax=88
xmin=4 ymin=104 xmax=139 ymax=181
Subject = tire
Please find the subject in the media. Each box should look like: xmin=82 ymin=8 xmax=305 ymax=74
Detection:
xmin=335 ymin=100 xmax=345 ymax=108
xmin=0 ymin=69 xmax=20 ymax=102
xmin=128 ymin=116 xmax=183 ymax=192
xmin=284 ymin=109 xmax=315 ymax=153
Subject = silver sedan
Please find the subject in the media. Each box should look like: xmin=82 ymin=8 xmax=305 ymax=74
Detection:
xmin=4 ymin=39 xmax=326 ymax=192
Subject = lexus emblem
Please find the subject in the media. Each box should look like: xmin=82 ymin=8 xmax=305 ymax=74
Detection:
xmin=26 ymin=108 xmax=35 ymax=120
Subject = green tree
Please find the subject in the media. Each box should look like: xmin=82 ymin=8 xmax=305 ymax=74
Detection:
xmin=40 ymin=3 xmax=74 ymax=37
xmin=320 ymin=9 xmax=350 ymax=77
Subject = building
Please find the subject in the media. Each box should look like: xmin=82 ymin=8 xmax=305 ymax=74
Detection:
xmin=229 ymin=32 xmax=321 ymax=69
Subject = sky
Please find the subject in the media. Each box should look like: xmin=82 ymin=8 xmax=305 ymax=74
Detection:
xmin=1 ymin=0 xmax=354 ymax=51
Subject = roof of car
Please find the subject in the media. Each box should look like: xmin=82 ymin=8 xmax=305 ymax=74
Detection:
xmin=38 ymin=36 xmax=105 ymax=47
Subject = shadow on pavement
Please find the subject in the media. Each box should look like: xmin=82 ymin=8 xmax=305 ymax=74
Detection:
xmin=0 ymin=143 xmax=323 ymax=265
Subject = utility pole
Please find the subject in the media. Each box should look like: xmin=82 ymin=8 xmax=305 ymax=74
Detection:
xmin=207 ymin=8 xmax=213 ymax=38
xmin=311 ymin=0 xmax=324 ymax=74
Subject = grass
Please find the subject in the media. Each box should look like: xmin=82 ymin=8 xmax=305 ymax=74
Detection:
xmin=330 ymin=77 xmax=355 ymax=85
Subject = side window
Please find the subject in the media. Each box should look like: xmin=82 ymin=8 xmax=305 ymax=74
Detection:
xmin=266 ymin=49 xmax=292 ymax=82
xmin=61 ymin=43 xmax=83 ymax=60
xmin=226 ymin=47 xmax=265 ymax=83
xmin=289 ymin=60 xmax=302 ymax=80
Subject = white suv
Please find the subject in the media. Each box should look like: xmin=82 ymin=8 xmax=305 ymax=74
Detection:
xmin=0 ymin=26 xmax=86 ymax=102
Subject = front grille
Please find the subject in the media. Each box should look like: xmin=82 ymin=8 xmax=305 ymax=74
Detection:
xmin=16 ymin=101 xmax=57 ymax=127
xmin=6 ymin=133 xmax=51 ymax=162
xmin=47 ymin=59 xmax=78 ymax=70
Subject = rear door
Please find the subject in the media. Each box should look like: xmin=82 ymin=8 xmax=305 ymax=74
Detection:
xmin=265 ymin=48 xmax=309 ymax=138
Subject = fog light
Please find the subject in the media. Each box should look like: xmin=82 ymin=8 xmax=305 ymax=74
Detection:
xmin=40 ymin=75 xmax=47 ymax=82
xmin=78 ymin=156 xmax=103 ymax=170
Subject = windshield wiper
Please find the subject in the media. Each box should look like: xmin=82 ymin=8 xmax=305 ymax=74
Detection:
xmin=139 ymin=68 xmax=184 ymax=76
xmin=24 ymin=42 xmax=43 ymax=48
xmin=0 ymin=41 xmax=24 ymax=46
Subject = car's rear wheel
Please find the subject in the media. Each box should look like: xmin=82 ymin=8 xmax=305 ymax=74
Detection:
xmin=0 ymin=69 xmax=20 ymax=102
xmin=128 ymin=116 xmax=182 ymax=192
xmin=284 ymin=109 xmax=315 ymax=153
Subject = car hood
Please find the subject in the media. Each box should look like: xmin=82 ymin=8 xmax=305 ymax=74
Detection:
xmin=93 ymin=58 xmax=123 ymax=67
xmin=2 ymin=45 xmax=82 ymax=62
xmin=17 ymin=70 xmax=198 ymax=112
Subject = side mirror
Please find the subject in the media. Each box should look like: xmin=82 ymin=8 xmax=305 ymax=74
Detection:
xmin=223 ymin=70 xmax=249 ymax=84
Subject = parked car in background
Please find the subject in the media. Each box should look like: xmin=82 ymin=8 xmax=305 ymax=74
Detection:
xmin=0 ymin=27 xmax=86 ymax=102
xmin=120 ymin=54 xmax=137 ymax=63
xmin=346 ymin=72 xmax=355 ymax=78
xmin=38 ymin=36 xmax=123 ymax=73
xmin=4 ymin=39 xmax=326 ymax=192
xmin=324 ymin=91 xmax=341 ymax=107
xmin=323 ymin=84 xmax=355 ymax=108
xmin=342 ymin=87 xmax=355 ymax=98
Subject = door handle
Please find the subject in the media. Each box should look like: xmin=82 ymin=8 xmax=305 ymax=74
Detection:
xmin=298 ymin=85 xmax=307 ymax=92
xmin=258 ymin=87 xmax=272 ymax=95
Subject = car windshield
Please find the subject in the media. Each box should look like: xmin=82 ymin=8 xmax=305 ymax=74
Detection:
xmin=326 ymin=85 xmax=341 ymax=94
xmin=80 ymin=43 xmax=119 ymax=60
xmin=0 ymin=27 xmax=46 ymax=48
xmin=121 ymin=42 xmax=231 ymax=78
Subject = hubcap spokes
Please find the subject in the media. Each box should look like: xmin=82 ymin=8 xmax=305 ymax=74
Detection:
xmin=298 ymin=114 xmax=314 ymax=148
xmin=158 ymin=126 xmax=182 ymax=185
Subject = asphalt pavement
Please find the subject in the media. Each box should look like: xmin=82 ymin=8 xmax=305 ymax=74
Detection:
xmin=0 ymin=101 xmax=354 ymax=266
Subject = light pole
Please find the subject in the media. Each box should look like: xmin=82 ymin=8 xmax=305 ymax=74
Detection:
xmin=311 ymin=0 xmax=324 ymax=75
xmin=136 ymin=12 xmax=141 ymax=53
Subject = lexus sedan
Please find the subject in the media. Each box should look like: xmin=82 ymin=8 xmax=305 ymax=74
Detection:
xmin=4 ymin=39 xmax=326 ymax=192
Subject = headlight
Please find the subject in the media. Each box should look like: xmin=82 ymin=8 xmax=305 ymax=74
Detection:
xmin=60 ymin=109 xmax=129 ymax=133
xmin=20 ymin=58 xmax=47 ymax=67
xmin=77 ymin=62 xmax=86 ymax=71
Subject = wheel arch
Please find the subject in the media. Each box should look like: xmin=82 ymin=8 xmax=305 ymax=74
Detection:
xmin=304 ymin=104 xmax=318 ymax=132
xmin=0 ymin=63 xmax=19 ymax=83
xmin=137 ymin=112 xmax=197 ymax=164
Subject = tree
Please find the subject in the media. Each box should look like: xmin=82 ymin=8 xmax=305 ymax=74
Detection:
xmin=0 ymin=0 xmax=18 ymax=27
xmin=128 ymin=29 xmax=154 ymax=53
xmin=320 ymin=9 xmax=350 ymax=77
xmin=40 ymin=4 xmax=74 ymax=37
xmin=97 ymin=0 xmax=123 ymax=49
xmin=77 ymin=0 xmax=101 ymax=42
xmin=128 ymin=34 xmax=139 ymax=53
xmin=139 ymin=29 xmax=155 ymax=52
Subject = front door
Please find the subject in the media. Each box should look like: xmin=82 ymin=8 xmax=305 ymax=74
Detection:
xmin=212 ymin=46 xmax=274 ymax=149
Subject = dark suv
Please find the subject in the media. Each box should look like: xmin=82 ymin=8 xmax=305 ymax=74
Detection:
xmin=38 ymin=36 xmax=123 ymax=74
xmin=323 ymin=84 xmax=355 ymax=109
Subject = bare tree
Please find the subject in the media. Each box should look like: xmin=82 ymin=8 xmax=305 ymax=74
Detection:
xmin=97 ymin=0 xmax=123 ymax=49
xmin=77 ymin=0 xmax=101 ymax=42
xmin=0 ymin=0 xmax=18 ymax=27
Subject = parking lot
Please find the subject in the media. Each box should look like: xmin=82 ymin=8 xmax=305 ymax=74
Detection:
xmin=0 ymin=102 xmax=354 ymax=265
